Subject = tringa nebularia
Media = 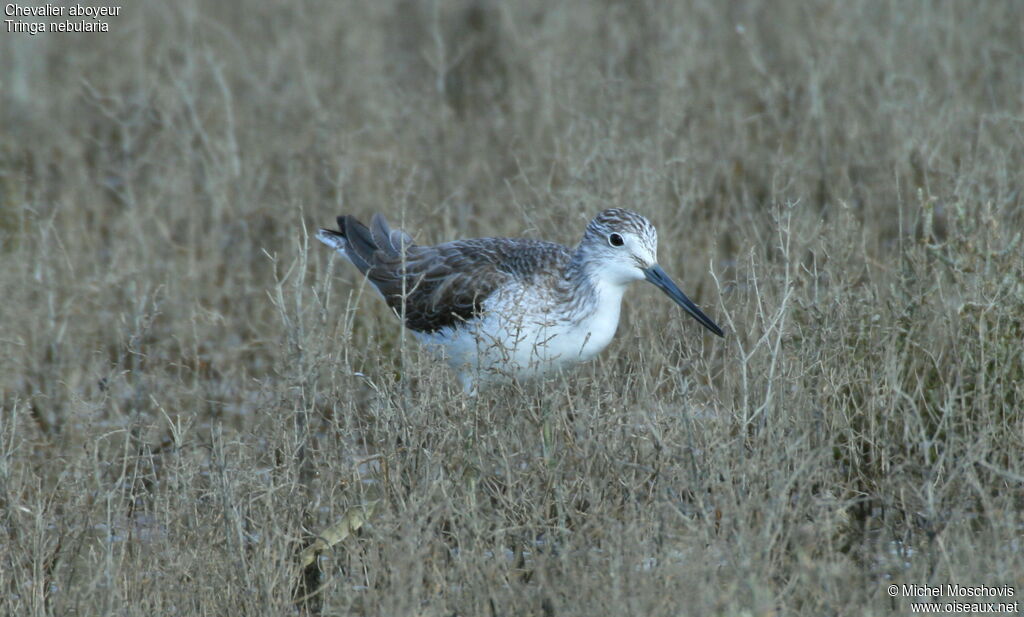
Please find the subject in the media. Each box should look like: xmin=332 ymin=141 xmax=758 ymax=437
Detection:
xmin=318 ymin=209 xmax=723 ymax=392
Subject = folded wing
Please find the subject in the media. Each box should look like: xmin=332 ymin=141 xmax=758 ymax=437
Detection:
xmin=320 ymin=214 xmax=540 ymax=333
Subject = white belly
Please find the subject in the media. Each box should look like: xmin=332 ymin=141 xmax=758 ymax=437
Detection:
xmin=413 ymin=281 xmax=625 ymax=389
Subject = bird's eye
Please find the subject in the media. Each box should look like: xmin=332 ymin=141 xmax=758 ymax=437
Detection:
xmin=608 ymin=233 xmax=624 ymax=247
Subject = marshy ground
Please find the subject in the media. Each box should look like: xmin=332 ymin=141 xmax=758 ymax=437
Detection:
xmin=2 ymin=1 xmax=1022 ymax=614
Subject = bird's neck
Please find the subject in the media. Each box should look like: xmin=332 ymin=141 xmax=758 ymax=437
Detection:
xmin=563 ymin=248 xmax=626 ymax=317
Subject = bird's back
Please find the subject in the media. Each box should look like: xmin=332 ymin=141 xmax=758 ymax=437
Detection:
xmin=318 ymin=215 xmax=572 ymax=334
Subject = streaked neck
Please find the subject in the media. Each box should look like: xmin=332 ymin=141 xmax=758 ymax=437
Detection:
xmin=563 ymin=245 xmax=623 ymax=317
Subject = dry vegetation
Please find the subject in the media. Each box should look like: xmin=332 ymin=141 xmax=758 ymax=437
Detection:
xmin=2 ymin=0 xmax=1023 ymax=614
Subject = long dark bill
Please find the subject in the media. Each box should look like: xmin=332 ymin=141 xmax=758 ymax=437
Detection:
xmin=643 ymin=265 xmax=724 ymax=337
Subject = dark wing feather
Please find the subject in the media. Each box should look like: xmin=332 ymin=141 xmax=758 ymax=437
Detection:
xmin=377 ymin=237 xmax=572 ymax=333
xmin=322 ymin=215 xmax=572 ymax=333
xmin=369 ymin=213 xmax=413 ymax=256
xmin=338 ymin=215 xmax=377 ymax=273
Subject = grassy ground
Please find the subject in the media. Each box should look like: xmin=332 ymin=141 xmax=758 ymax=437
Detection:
xmin=2 ymin=0 xmax=1023 ymax=614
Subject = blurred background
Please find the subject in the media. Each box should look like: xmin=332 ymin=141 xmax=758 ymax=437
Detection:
xmin=1 ymin=1 xmax=1022 ymax=615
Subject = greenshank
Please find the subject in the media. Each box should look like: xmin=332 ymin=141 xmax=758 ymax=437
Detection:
xmin=318 ymin=209 xmax=723 ymax=392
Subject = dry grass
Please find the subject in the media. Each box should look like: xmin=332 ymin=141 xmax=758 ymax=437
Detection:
xmin=2 ymin=0 xmax=1023 ymax=614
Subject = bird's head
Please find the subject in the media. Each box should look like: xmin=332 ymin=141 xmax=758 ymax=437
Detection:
xmin=579 ymin=208 xmax=723 ymax=337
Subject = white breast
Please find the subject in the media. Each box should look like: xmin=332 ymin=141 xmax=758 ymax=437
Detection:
xmin=413 ymin=279 xmax=626 ymax=387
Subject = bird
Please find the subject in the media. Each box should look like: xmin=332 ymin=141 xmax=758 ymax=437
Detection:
xmin=317 ymin=209 xmax=723 ymax=393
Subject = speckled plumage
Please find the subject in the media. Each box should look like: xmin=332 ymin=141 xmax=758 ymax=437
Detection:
xmin=318 ymin=209 xmax=723 ymax=392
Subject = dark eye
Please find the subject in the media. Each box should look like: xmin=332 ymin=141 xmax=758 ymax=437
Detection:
xmin=608 ymin=233 xmax=624 ymax=247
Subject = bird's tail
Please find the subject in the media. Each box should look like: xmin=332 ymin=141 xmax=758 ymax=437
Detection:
xmin=317 ymin=214 xmax=414 ymax=275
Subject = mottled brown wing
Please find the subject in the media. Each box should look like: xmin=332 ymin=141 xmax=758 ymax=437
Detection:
xmin=371 ymin=237 xmax=571 ymax=333
xmin=321 ymin=214 xmax=572 ymax=333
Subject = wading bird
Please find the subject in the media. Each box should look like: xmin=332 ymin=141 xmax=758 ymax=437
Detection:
xmin=318 ymin=209 xmax=723 ymax=393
